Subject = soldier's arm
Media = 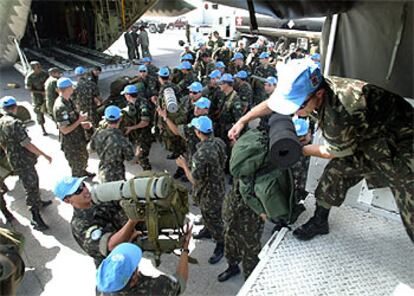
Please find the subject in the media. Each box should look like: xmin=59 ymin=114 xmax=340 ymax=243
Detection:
xmin=123 ymin=139 xmax=135 ymax=161
xmin=57 ymin=112 xmax=88 ymax=135
xmin=302 ymin=144 xmax=335 ymax=159
xmin=107 ymin=219 xmax=140 ymax=252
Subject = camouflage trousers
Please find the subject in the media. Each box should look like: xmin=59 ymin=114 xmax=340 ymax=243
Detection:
xmin=15 ymin=166 xmax=41 ymax=210
xmin=135 ymin=129 xmax=153 ymax=170
xmin=32 ymin=96 xmax=46 ymax=125
xmin=315 ymin=148 xmax=414 ymax=242
xmin=223 ymin=183 xmax=264 ymax=278
xmin=198 ymin=192 xmax=225 ymax=244
xmin=161 ymin=133 xmax=186 ymax=156
xmin=62 ymin=142 xmax=89 ymax=177
xmin=98 ymin=167 xmax=125 ymax=183
xmin=291 ymin=155 xmax=310 ymax=202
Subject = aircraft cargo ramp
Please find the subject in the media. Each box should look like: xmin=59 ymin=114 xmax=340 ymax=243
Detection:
xmin=238 ymin=195 xmax=414 ymax=296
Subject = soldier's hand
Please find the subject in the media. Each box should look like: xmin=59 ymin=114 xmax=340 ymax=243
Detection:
xmin=125 ymin=126 xmax=134 ymax=135
xmin=259 ymin=213 xmax=267 ymax=222
xmin=228 ymin=120 xmax=245 ymax=141
xmin=43 ymin=154 xmax=52 ymax=164
xmin=78 ymin=112 xmax=88 ymax=122
xmin=81 ymin=121 xmax=93 ymax=129
xmin=156 ymin=107 xmax=167 ymax=120
xmin=150 ymin=96 xmax=158 ymax=105
xmin=175 ymin=155 xmax=187 ymax=168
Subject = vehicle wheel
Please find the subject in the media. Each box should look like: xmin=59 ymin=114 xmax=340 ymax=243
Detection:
xmin=149 ymin=24 xmax=156 ymax=33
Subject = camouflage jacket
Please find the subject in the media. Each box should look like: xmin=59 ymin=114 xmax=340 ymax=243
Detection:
xmin=201 ymin=85 xmax=225 ymax=122
xmin=176 ymin=72 xmax=197 ymax=97
xmin=191 ymin=136 xmax=227 ymax=206
xmin=71 ymin=203 xmax=127 ymax=267
xmin=44 ymin=76 xmax=59 ymax=113
xmin=146 ymin=64 xmax=160 ymax=79
xmin=25 ymin=70 xmax=48 ymax=101
xmin=319 ymin=76 xmax=414 ymax=158
xmin=0 ymin=112 xmax=37 ymax=171
xmin=195 ymin=48 xmax=213 ymax=62
xmin=227 ymin=63 xmax=251 ymax=76
xmin=253 ymin=64 xmax=277 ymax=79
xmin=212 ymin=48 xmax=232 ymax=66
xmin=53 ymin=96 xmax=87 ymax=145
xmin=101 ymin=272 xmax=184 ymax=296
xmin=72 ymin=77 xmax=100 ymax=113
xmin=178 ymin=121 xmax=200 ymax=160
xmin=194 ymin=61 xmax=215 ymax=82
xmin=90 ymin=128 xmax=134 ymax=177
xmin=246 ymin=53 xmax=260 ymax=73
xmin=234 ymin=81 xmax=253 ymax=106
xmin=219 ymin=90 xmax=247 ymax=128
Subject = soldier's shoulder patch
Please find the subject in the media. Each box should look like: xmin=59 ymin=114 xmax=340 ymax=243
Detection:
xmin=85 ymin=225 xmax=102 ymax=241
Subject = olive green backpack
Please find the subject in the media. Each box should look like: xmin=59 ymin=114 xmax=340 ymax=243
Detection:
xmin=230 ymin=128 xmax=303 ymax=224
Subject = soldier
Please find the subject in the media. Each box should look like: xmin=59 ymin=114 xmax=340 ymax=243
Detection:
xmin=90 ymin=106 xmax=134 ymax=182
xmin=176 ymin=61 xmax=197 ymax=98
xmin=180 ymin=44 xmax=196 ymax=63
xmin=53 ymin=77 xmax=95 ymax=178
xmin=267 ymin=42 xmax=278 ymax=67
xmin=193 ymin=52 xmax=215 ymax=84
xmin=212 ymin=41 xmax=233 ymax=66
xmin=157 ymin=97 xmax=211 ymax=161
xmin=211 ymin=31 xmax=225 ymax=51
xmin=0 ymin=96 xmax=52 ymax=231
xmin=180 ymin=82 xmax=203 ymax=118
xmin=228 ymin=59 xmax=414 ymax=242
xmin=25 ymin=61 xmax=49 ymax=135
xmin=96 ymin=238 xmax=190 ymax=295
xmin=233 ymin=71 xmax=253 ymax=107
xmin=153 ymin=68 xmax=187 ymax=166
xmin=194 ymin=41 xmax=212 ymax=63
xmin=246 ymin=44 xmax=260 ymax=73
xmin=121 ymin=85 xmax=153 ymax=170
xmin=217 ymin=74 xmax=247 ymax=147
xmin=138 ymin=25 xmax=151 ymax=58
xmin=72 ymin=66 xmax=102 ymax=128
xmin=142 ymin=57 xmax=159 ymax=80
xmin=215 ymin=61 xmax=226 ymax=75
xmin=233 ymin=40 xmax=248 ymax=61
xmin=124 ymin=27 xmax=139 ymax=61
xmin=228 ymin=52 xmax=250 ymax=75
xmin=88 ymin=66 xmax=102 ymax=85
xmin=258 ymin=76 xmax=277 ymax=128
xmin=202 ymin=70 xmax=225 ymax=127
xmin=44 ymin=67 xmax=61 ymax=120
xmin=218 ymin=180 xmax=264 ymax=282
xmin=254 ymin=52 xmax=277 ymax=79
xmin=54 ymin=176 xmax=141 ymax=267
xmin=176 ymin=116 xmax=227 ymax=264
xmin=133 ymin=65 xmax=158 ymax=99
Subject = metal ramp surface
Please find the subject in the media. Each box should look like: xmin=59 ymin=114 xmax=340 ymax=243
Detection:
xmin=238 ymin=196 xmax=414 ymax=296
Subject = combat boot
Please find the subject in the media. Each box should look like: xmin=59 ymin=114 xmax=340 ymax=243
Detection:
xmin=30 ymin=209 xmax=49 ymax=231
xmin=218 ymin=264 xmax=241 ymax=282
xmin=193 ymin=227 xmax=212 ymax=239
xmin=293 ymin=205 xmax=330 ymax=241
xmin=41 ymin=124 xmax=48 ymax=136
xmin=208 ymin=242 xmax=224 ymax=264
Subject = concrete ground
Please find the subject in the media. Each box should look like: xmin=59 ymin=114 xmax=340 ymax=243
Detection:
xmin=0 ymin=29 xmax=273 ymax=296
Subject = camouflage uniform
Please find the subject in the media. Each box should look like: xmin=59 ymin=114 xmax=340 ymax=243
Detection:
xmin=0 ymin=112 xmax=41 ymax=210
xmin=134 ymin=76 xmax=158 ymax=98
xmin=212 ymin=48 xmax=232 ymax=66
xmin=72 ymin=77 xmax=101 ymax=127
xmin=191 ymin=136 xmax=227 ymax=244
xmin=102 ymin=272 xmax=184 ymax=296
xmin=157 ymin=83 xmax=187 ymax=156
xmin=123 ymin=96 xmax=153 ymax=170
xmin=234 ymin=81 xmax=253 ymax=107
xmin=233 ymin=48 xmax=248 ymax=60
xmin=44 ymin=75 xmax=59 ymax=118
xmin=252 ymin=65 xmax=277 ymax=106
xmin=53 ymin=96 xmax=89 ymax=177
xmin=223 ymin=180 xmax=264 ymax=279
xmin=178 ymin=122 xmax=200 ymax=161
xmin=245 ymin=53 xmax=260 ymax=73
xmin=268 ymin=51 xmax=278 ymax=66
xmin=195 ymin=48 xmax=212 ymax=62
xmin=90 ymin=128 xmax=134 ymax=182
xmin=227 ymin=63 xmax=251 ymax=76
xmin=194 ymin=60 xmax=215 ymax=84
xmin=25 ymin=70 xmax=48 ymax=125
xmin=201 ymin=85 xmax=225 ymax=125
xmin=316 ymin=77 xmax=414 ymax=241
xmin=71 ymin=203 xmax=127 ymax=267
xmin=176 ymin=72 xmax=198 ymax=98
xmin=146 ymin=64 xmax=160 ymax=80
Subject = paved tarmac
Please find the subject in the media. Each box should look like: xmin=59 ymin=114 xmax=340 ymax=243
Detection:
xmin=0 ymin=29 xmax=273 ymax=296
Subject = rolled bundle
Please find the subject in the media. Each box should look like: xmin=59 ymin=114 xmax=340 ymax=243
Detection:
xmin=163 ymin=87 xmax=178 ymax=113
xmin=268 ymin=113 xmax=302 ymax=168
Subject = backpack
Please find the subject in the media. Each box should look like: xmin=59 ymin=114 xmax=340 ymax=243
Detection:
xmin=117 ymin=171 xmax=190 ymax=266
xmin=230 ymin=128 xmax=304 ymax=224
